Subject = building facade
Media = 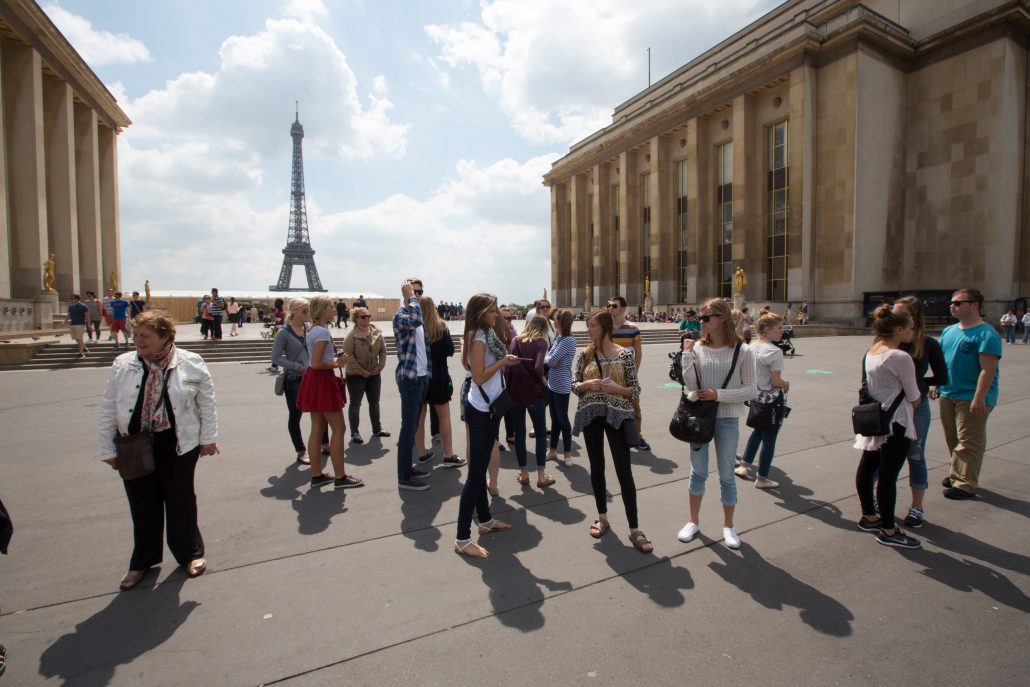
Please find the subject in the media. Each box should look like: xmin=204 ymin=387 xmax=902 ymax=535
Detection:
xmin=544 ymin=0 xmax=1030 ymax=322
xmin=0 ymin=0 xmax=130 ymax=330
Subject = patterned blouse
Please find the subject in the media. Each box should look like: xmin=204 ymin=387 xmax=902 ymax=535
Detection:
xmin=571 ymin=347 xmax=640 ymax=435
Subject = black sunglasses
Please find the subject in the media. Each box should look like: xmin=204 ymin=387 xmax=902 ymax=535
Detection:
xmin=699 ymin=314 xmax=721 ymax=322
xmin=413 ymin=289 xmax=424 ymax=296
xmin=504 ymin=316 xmax=514 ymax=321
xmin=607 ymin=303 xmax=620 ymax=309
xmin=949 ymin=300 xmax=976 ymax=307
xmin=357 ymin=315 xmax=370 ymax=319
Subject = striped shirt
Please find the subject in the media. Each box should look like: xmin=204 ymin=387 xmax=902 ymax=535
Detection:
xmin=610 ymin=322 xmax=640 ymax=349
xmin=544 ymin=335 xmax=577 ymax=394
xmin=208 ymin=297 xmax=225 ymax=317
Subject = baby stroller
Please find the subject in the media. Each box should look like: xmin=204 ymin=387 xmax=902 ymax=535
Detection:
xmin=776 ymin=324 xmax=796 ymax=357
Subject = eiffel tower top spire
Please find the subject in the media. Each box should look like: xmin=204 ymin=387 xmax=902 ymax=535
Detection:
xmin=270 ymin=104 xmax=326 ymax=291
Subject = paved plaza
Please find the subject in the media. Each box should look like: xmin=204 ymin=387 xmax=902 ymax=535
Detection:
xmin=0 ymin=333 xmax=1028 ymax=686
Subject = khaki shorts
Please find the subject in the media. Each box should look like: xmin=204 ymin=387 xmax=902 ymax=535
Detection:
xmin=69 ymin=325 xmax=86 ymax=342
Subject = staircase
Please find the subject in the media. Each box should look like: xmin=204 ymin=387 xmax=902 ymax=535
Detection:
xmin=1 ymin=330 xmax=689 ymax=371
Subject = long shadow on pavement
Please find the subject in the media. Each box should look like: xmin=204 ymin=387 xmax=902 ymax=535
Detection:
xmin=766 ymin=468 xmax=854 ymax=533
xmin=708 ymin=542 xmax=854 ymax=636
xmin=292 ymin=488 xmax=348 ymax=534
xmin=342 ymin=435 xmax=390 ymax=467
xmin=906 ymin=547 xmax=1030 ymax=613
xmin=918 ymin=523 xmax=1030 ymax=576
xmin=976 ymin=488 xmax=1030 ymax=521
xmin=597 ymin=538 xmax=695 ymax=607
xmin=399 ymin=465 xmax=465 ymax=552
xmin=457 ymin=508 xmax=573 ymax=632
xmin=38 ymin=577 xmax=197 ymax=687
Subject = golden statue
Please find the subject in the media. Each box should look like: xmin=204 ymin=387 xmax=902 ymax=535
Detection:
xmin=733 ymin=266 xmax=747 ymax=295
xmin=542 ymin=287 xmax=548 ymax=301
xmin=42 ymin=254 xmax=56 ymax=293
xmin=110 ymin=270 xmax=119 ymax=292
xmin=644 ymin=274 xmax=652 ymax=299
xmin=145 ymin=279 xmax=152 ymax=302
xmin=584 ymin=282 xmax=592 ymax=307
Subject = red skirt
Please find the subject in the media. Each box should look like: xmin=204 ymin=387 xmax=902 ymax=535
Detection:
xmin=297 ymin=367 xmax=346 ymax=412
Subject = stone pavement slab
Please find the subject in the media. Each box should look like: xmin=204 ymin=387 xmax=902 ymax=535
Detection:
xmin=0 ymin=336 xmax=1028 ymax=685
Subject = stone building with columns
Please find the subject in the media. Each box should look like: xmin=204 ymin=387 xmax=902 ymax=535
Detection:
xmin=544 ymin=0 xmax=1030 ymax=322
xmin=1 ymin=0 xmax=129 ymax=331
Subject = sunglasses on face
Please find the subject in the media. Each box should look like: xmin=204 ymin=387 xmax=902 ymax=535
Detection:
xmin=358 ymin=315 xmax=370 ymax=320
xmin=504 ymin=316 xmax=514 ymax=321
xmin=699 ymin=314 xmax=721 ymax=322
xmin=949 ymin=300 xmax=975 ymax=307
xmin=607 ymin=303 xmax=620 ymax=309
xmin=413 ymin=289 xmax=424 ymax=296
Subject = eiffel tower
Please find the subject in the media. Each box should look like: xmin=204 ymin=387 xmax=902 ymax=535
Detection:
xmin=270 ymin=106 xmax=326 ymax=291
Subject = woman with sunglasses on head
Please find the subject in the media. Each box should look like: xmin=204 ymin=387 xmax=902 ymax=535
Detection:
xmin=455 ymin=294 xmax=518 ymax=558
xmin=297 ymin=295 xmax=363 ymax=490
xmin=271 ymin=299 xmax=326 ymax=464
xmin=677 ymin=297 xmax=757 ymax=550
xmin=545 ymin=308 xmax=576 ymax=467
xmin=573 ymin=310 xmax=652 ymax=553
xmin=509 ymin=315 xmax=556 ymax=488
xmin=891 ymin=296 xmax=947 ymax=528
xmin=854 ymin=305 xmax=922 ymax=548
xmin=496 ymin=306 xmax=518 ymax=452
xmin=343 ymin=306 xmax=389 ymax=445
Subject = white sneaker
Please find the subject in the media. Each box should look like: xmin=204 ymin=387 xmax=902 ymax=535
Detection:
xmin=723 ymin=527 xmax=741 ymax=549
xmin=563 ymin=454 xmax=573 ymax=468
xmin=755 ymin=477 xmax=779 ymax=489
xmin=677 ymin=522 xmax=700 ymax=543
xmin=734 ymin=464 xmax=751 ymax=479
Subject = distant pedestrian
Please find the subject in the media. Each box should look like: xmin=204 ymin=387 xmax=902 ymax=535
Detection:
xmin=853 ymin=305 xmax=921 ymax=549
xmin=508 ymin=316 xmax=554 ymax=489
xmin=127 ymin=291 xmax=147 ymax=340
xmin=1022 ymin=311 xmax=1030 ymax=344
xmin=227 ymin=297 xmax=241 ymax=336
xmin=103 ymin=288 xmax=116 ymax=341
xmin=353 ymin=294 xmax=367 ymax=310
xmin=1000 ymin=309 xmax=1017 ymax=344
xmin=83 ymin=291 xmax=103 ymax=344
xmin=734 ymin=311 xmax=789 ymax=488
xmin=335 ymin=299 xmax=349 ymax=329
xmin=270 ymin=299 xmax=327 ymax=464
xmin=62 ymin=293 xmax=89 ymax=358
xmin=208 ymin=288 xmax=225 ymax=340
xmin=108 ymin=291 xmax=130 ymax=349
xmin=939 ymin=289 xmax=1002 ymax=499
xmin=199 ymin=295 xmax=213 ymax=340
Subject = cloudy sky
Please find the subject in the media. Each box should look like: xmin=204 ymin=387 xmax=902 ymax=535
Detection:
xmin=48 ymin=0 xmax=780 ymax=304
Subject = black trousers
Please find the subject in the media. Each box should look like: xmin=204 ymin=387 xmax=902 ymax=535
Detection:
xmin=122 ymin=430 xmax=204 ymax=570
xmin=582 ymin=417 xmax=638 ymax=528
xmin=855 ymin=429 xmax=911 ymax=530
xmin=346 ymin=373 xmax=383 ymax=434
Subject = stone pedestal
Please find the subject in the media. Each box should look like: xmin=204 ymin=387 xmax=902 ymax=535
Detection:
xmin=34 ymin=292 xmax=59 ymax=329
xmin=644 ymin=297 xmax=654 ymax=313
xmin=733 ymin=293 xmax=745 ymax=311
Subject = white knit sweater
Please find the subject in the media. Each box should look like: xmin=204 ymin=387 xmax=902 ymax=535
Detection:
xmin=679 ymin=343 xmax=758 ymax=418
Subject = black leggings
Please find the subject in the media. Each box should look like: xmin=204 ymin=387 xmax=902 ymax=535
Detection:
xmin=582 ymin=417 xmax=638 ymax=529
xmin=855 ymin=429 xmax=911 ymax=530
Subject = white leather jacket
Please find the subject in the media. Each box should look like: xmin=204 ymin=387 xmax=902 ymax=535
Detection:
xmin=98 ymin=347 xmax=218 ymax=460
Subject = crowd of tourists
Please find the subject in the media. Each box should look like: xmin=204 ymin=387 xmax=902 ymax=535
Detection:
xmin=91 ymin=283 xmax=1005 ymax=586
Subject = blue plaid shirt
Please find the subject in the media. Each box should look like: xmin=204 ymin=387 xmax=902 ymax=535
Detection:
xmin=393 ymin=297 xmax=432 ymax=383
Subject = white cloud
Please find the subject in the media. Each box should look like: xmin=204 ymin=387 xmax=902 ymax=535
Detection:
xmin=427 ymin=0 xmax=778 ymax=144
xmin=282 ymin=0 xmax=330 ymax=23
xmin=43 ymin=3 xmax=151 ymax=65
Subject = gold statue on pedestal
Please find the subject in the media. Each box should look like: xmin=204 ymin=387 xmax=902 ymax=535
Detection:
xmin=733 ymin=266 xmax=747 ymax=295
xmin=110 ymin=270 xmax=119 ymax=292
xmin=43 ymin=254 xmax=56 ymax=293
xmin=644 ymin=274 xmax=652 ymax=299
xmin=584 ymin=282 xmax=592 ymax=308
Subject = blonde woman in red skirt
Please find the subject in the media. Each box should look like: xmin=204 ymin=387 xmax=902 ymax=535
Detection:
xmin=297 ymin=295 xmax=364 ymax=490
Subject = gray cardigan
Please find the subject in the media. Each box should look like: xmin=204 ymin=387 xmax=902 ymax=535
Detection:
xmin=271 ymin=324 xmax=311 ymax=377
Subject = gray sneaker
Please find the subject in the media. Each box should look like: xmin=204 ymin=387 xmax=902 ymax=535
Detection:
xmin=903 ymin=506 xmax=924 ymax=529
xmin=442 ymin=455 xmax=467 ymax=468
xmin=398 ymin=478 xmax=430 ymax=491
xmin=310 ymin=474 xmax=334 ymax=488
xmin=410 ymin=467 xmax=432 ymax=479
xmin=876 ymin=529 xmax=921 ymax=549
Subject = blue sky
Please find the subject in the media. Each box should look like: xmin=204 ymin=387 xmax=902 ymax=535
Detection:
xmin=46 ymin=0 xmax=780 ymax=304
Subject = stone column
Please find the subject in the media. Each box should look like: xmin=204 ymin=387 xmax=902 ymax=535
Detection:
xmin=687 ymin=117 xmax=707 ymax=301
xmin=651 ymin=135 xmax=677 ymax=305
xmin=75 ymin=104 xmax=102 ymax=297
xmin=99 ymin=124 xmax=120 ymax=292
xmin=618 ymin=150 xmax=639 ymax=303
xmin=593 ymin=163 xmax=609 ymax=305
xmin=0 ymin=45 xmax=10 ymax=299
xmin=791 ymin=61 xmax=817 ymax=303
xmin=44 ymin=78 xmax=79 ymax=297
xmin=732 ymin=93 xmax=756 ymax=306
xmin=569 ymin=172 xmax=589 ymax=308
xmin=550 ymin=182 xmax=569 ymax=306
xmin=2 ymin=42 xmax=48 ymax=300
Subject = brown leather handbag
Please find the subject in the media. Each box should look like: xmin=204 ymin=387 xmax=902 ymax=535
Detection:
xmin=114 ymin=430 xmax=156 ymax=480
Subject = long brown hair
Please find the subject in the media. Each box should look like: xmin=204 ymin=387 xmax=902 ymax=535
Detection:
xmin=552 ymin=308 xmax=574 ymax=337
xmin=584 ymin=309 xmax=614 ymax=363
xmin=494 ymin=306 xmax=514 ymax=345
xmin=419 ymin=295 xmax=448 ymax=343
xmin=698 ymin=297 xmax=740 ymax=346
xmin=894 ymin=296 xmax=925 ymax=359
xmin=463 ymin=293 xmax=498 ymax=364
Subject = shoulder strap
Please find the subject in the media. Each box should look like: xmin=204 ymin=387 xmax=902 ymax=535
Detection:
xmin=719 ymin=342 xmax=742 ymax=389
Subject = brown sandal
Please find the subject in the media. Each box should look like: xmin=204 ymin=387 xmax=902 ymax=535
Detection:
xmin=589 ymin=519 xmax=610 ymax=539
xmin=537 ymin=473 xmax=556 ymax=488
xmin=516 ymin=473 xmax=530 ymax=486
xmin=629 ymin=531 xmax=653 ymax=554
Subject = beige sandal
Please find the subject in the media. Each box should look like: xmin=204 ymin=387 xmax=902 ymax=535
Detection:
xmin=477 ymin=518 xmax=512 ymax=534
xmin=455 ymin=539 xmax=489 ymax=559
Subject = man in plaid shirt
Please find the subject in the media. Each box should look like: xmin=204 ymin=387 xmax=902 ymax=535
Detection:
xmin=393 ymin=279 xmax=433 ymax=491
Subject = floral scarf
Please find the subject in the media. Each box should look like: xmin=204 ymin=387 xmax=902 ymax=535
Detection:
xmin=140 ymin=343 xmax=175 ymax=432
xmin=485 ymin=327 xmax=508 ymax=362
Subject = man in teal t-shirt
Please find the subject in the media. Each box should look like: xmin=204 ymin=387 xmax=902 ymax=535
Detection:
xmin=938 ymin=288 xmax=1002 ymax=498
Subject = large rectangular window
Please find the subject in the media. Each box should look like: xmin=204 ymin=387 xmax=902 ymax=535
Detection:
xmin=716 ymin=142 xmax=733 ymax=298
xmin=641 ymin=173 xmax=651 ymax=284
xmin=767 ymin=122 xmax=788 ymax=301
xmin=612 ymin=185 xmax=620 ymax=291
xmin=677 ymin=159 xmax=688 ymax=302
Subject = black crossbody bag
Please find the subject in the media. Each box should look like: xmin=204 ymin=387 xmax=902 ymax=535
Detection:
xmin=851 ymin=355 xmax=905 ymax=437
xmin=670 ymin=343 xmax=741 ymax=445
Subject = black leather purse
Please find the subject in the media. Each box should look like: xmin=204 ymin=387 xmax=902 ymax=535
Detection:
xmin=670 ymin=343 xmax=741 ymax=445
xmin=851 ymin=355 xmax=904 ymax=437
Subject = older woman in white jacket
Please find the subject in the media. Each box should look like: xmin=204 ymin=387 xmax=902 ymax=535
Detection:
xmin=98 ymin=311 xmax=218 ymax=590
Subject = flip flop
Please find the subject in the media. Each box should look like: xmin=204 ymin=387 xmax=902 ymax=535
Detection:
xmin=589 ymin=519 xmax=610 ymax=539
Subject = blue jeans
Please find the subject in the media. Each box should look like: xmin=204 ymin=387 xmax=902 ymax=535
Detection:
xmin=457 ymin=406 xmax=498 ymax=540
xmin=688 ymin=417 xmax=739 ymax=505
xmin=906 ymin=392 xmax=931 ymax=490
xmin=512 ymin=397 xmax=547 ymax=468
xmin=1003 ymin=324 xmax=1015 ymax=343
xmin=547 ymin=390 xmax=572 ymax=452
xmin=396 ymin=376 xmax=428 ymax=481
xmin=741 ymin=424 xmax=780 ymax=478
